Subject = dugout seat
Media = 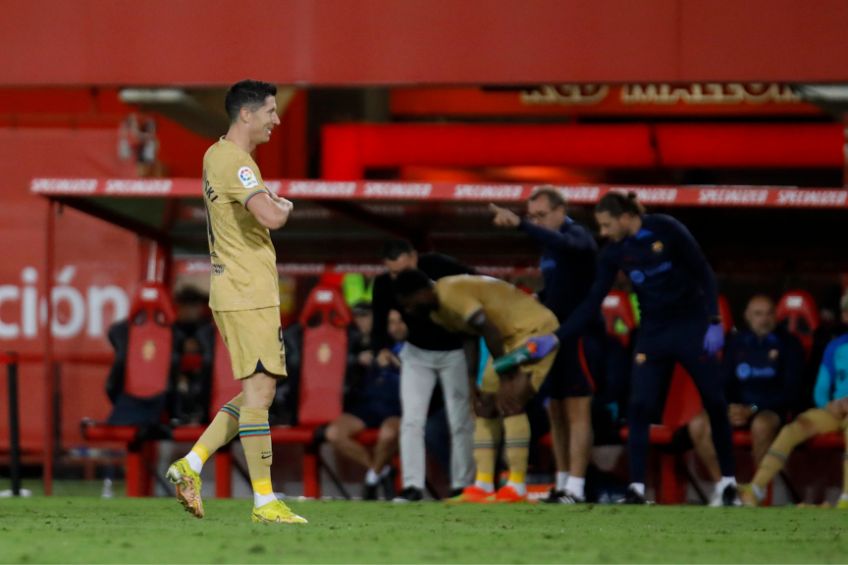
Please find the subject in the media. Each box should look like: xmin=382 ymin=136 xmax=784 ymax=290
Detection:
xmin=776 ymin=290 xmax=820 ymax=356
xmin=268 ymin=285 xmax=354 ymax=498
xmin=82 ymin=282 xmax=178 ymax=496
xmin=602 ymin=290 xmax=637 ymax=347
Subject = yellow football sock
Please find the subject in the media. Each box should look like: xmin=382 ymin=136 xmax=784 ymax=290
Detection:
xmin=239 ymin=406 xmax=273 ymax=496
xmin=473 ymin=418 xmax=501 ymax=485
xmin=503 ymin=413 xmax=530 ymax=485
xmin=191 ymin=393 xmax=244 ymax=464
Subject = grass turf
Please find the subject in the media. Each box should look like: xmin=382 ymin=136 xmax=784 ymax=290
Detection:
xmin=0 ymin=497 xmax=845 ymax=563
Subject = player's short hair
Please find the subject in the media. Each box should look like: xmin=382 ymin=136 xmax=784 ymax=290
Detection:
xmin=392 ymin=269 xmax=433 ymax=299
xmin=380 ymin=239 xmax=415 ymax=261
xmin=225 ymin=80 xmax=277 ymax=123
xmin=529 ymin=185 xmax=566 ymax=209
xmin=596 ymin=191 xmax=645 ymax=217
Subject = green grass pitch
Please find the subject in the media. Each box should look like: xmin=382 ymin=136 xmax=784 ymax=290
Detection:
xmin=0 ymin=497 xmax=845 ymax=563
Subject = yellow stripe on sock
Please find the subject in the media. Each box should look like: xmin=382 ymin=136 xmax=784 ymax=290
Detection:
xmin=476 ymin=472 xmax=494 ymax=484
xmin=252 ymin=478 xmax=274 ymax=495
xmin=191 ymin=445 xmax=210 ymax=464
xmin=508 ymin=471 xmax=526 ymax=485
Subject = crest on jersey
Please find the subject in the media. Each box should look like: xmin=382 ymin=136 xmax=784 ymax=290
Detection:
xmin=652 ymin=240 xmax=664 ymax=254
xmin=237 ymin=166 xmax=259 ymax=189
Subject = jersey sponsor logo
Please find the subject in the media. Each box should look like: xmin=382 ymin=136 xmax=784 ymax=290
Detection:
xmin=237 ymin=166 xmax=259 ymax=189
xmin=736 ymin=362 xmax=777 ymax=380
xmin=628 ymin=261 xmax=672 ymax=285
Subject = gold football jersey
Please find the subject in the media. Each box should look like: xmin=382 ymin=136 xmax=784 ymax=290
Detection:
xmin=202 ymin=138 xmax=279 ymax=312
xmin=431 ymin=275 xmax=557 ymax=350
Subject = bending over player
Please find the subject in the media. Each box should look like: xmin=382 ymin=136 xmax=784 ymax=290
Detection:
xmin=393 ymin=270 xmax=559 ymax=502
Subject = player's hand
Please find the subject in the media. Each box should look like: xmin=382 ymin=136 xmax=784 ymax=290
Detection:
xmin=702 ymin=323 xmax=725 ymax=356
xmin=728 ymin=403 xmax=752 ymax=427
xmin=825 ymin=397 xmax=848 ymax=419
xmin=489 ymin=203 xmax=521 ymax=228
xmin=357 ymin=350 xmax=374 ymax=367
xmin=376 ymin=348 xmax=400 ymax=368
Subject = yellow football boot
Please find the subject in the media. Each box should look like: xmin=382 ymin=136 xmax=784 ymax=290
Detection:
xmin=251 ymin=499 xmax=308 ymax=524
xmin=166 ymin=458 xmax=204 ymax=518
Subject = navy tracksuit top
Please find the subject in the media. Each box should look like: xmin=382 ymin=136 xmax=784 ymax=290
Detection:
xmin=558 ymin=213 xmax=719 ymax=340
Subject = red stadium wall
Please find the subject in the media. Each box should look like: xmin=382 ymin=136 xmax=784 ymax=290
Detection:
xmin=2 ymin=0 xmax=848 ymax=86
xmin=0 ymin=128 xmax=142 ymax=453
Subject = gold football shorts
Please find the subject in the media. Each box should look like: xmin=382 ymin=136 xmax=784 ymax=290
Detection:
xmin=213 ymin=307 xmax=287 ymax=380
xmin=479 ymin=316 xmax=559 ymax=394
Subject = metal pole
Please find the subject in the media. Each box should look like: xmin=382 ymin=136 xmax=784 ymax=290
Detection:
xmin=7 ymin=353 xmax=22 ymax=496
xmin=44 ymin=200 xmax=56 ymax=496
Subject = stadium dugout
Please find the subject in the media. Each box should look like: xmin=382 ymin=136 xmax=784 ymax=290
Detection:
xmin=26 ymin=178 xmax=848 ymax=500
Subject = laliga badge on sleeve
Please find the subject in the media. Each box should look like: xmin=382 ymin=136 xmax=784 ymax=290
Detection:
xmin=238 ymin=166 xmax=259 ymax=189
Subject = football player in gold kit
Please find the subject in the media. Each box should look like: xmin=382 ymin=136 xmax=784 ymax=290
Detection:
xmin=394 ymin=271 xmax=559 ymax=502
xmin=166 ymin=80 xmax=306 ymax=524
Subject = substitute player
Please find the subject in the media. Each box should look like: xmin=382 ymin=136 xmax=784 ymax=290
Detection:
xmin=740 ymin=295 xmax=848 ymax=509
xmin=490 ymin=186 xmax=600 ymax=503
xmin=393 ymin=270 xmax=559 ymax=502
xmin=166 ymin=80 xmax=306 ymax=524
xmin=556 ymin=191 xmax=738 ymax=505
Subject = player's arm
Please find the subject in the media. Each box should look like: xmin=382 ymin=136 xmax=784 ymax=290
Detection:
xmin=813 ymin=341 xmax=837 ymax=409
xmin=467 ymin=309 xmax=507 ymax=361
xmin=245 ymin=190 xmax=293 ymax=230
xmin=518 ymin=219 xmax=596 ymax=253
xmin=556 ymin=249 xmax=619 ymax=341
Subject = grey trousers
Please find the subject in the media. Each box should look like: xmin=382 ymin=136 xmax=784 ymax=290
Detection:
xmin=399 ymin=343 xmax=475 ymax=490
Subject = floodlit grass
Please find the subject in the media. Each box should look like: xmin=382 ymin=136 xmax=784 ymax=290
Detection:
xmin=0 ymin=497 xmax=845 ymax=563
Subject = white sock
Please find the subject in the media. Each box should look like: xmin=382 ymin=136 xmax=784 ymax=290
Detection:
xmin=565 ymin=476 xmax=585 ymax=499
xmin=840 ymin=493 xmax=848 ymax=502
xmin=365 ymin=468 xmax=380 ymax=486
xmin=555 ymin=471 xmax=570 ymax=492
xmin=475 ymin=480 xmax=494 ymax=492
xmin=185 ymin=451 xmax=203 ymax=474
xmin=716 ymin=476 xmax=737 ymax=492
xmin=507 ymin=481 xmax=527 ymax=496
xmin=254 ymin=492 xmax=277 ymax=507
xmin=751 ymin=484 xmax=766 ymax=501
xmin=629 ymin=482 xmax=646 ymax=497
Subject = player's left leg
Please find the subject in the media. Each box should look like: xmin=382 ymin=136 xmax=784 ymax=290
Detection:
xmin=167 ymin=392 xmax=244 ymax=518
xmin=677 ymin=321 xmax=737 ymax=506
xmin=563 ymin=395 xmax=592 ymax=502
xmin=242 ymin=370 xmax=306 ymax=524
xmin=492 ymin=347 xmax=558 ymax=503
xmin=372 ymin=416 xmax=400 ymax=499
xmin=741 ymin=408 xmax=839 ymax=506
xmin=749 ymin=410 xmax=781 ymax=465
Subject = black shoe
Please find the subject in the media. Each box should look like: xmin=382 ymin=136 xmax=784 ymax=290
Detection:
xmin=380 ymin=468 xmax=397 ymax=500
xmin=363 ymin=482 xmax=379 ymax=501
xmin=448 ymin=487 xmax=465 ymax=499
xmin=620 ymin=485 xmax=647 ymax=505
xmin=721 ymin=484 xmax=741 ymax=507
xmin=392 ymin=486 xmax=423 ymax=503
xmin=543 ymin=488 xmax=566 ymax=504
